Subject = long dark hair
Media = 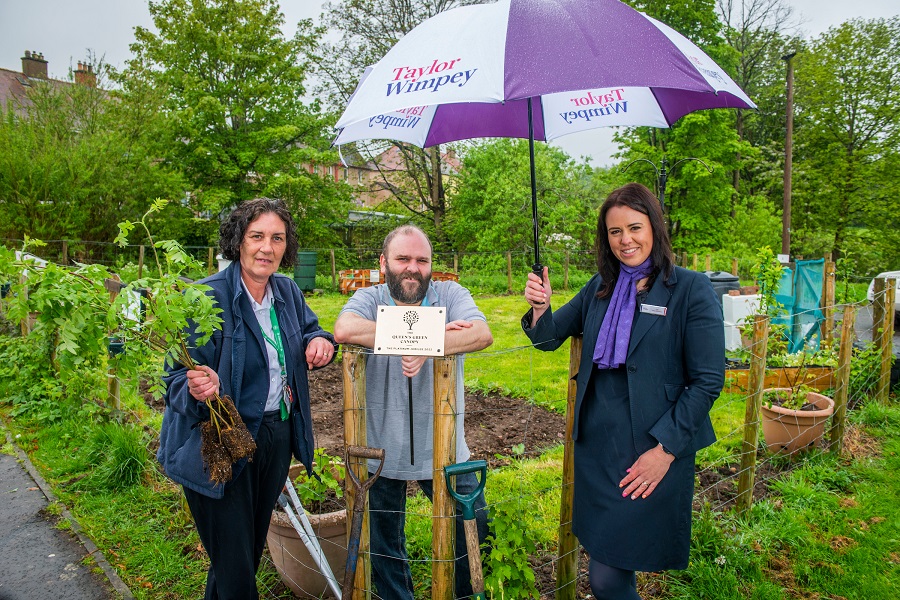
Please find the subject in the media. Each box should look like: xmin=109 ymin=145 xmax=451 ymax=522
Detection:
xmin=219 ymin=198 xmax=299 ymax=268
xmin=595 ymin=183 xmax=674 ymax=299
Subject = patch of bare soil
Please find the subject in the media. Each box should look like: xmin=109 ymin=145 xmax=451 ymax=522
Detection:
xmin=307 ymin=362 xmax=566 ymax=467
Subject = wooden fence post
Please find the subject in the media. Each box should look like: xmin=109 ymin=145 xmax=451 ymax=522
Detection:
xmin=876 ymin=280 xmax=896 ymax=405
xmin=563 ymin=250 xmax=570 ymax=291
xmin=705 ymin=254 xmax=711 ymax=271
xmin=732 ymin=257 xmax=739 ymax=276
xmin=432 ymin=355 xmax=458 ymax=600
xmin=555 ymin=336 xmax=582 ymax=600
xmin=680 ymin=253 xmax=687 ymax=268
xmin=822 ymin=261 xmax=836 ymax=344
xmin=138 ymin=245 xmax=145 ymax=279
xmin=692 ymin=254 xmax=698 ymax=271
xmin=736 ymin=315 xmax=769 ymax=514
xmin=61 ymin=241 xmax=68 ymax=265
xmin=330 ymin=249 xmax=337 ymax=289
xmin=507 ymin=251 xmax=513 ymax=294
xmin=342 ymin=345 xmax=371 ymax=599
xmin=453 ymin=253 xmax=459 ymax=274
xmin=829 ymin=305 xmax=857 ymax=453
xmin=872 ymin=278 xmax=885 ymax=350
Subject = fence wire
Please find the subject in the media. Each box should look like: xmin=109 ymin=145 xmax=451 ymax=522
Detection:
xmin=4 ymin=246 xmax=897 ymax=599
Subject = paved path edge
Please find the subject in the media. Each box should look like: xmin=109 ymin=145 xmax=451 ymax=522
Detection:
xmin=2 ymin=423 xmax=134 ymax=600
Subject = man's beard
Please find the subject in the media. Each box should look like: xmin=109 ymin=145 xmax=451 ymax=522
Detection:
xmin=385 ymin=266 xmax=430 ymax=304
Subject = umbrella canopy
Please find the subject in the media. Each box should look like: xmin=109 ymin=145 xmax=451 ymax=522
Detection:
xmin=334 ymin=0 xmax=756 ymax=268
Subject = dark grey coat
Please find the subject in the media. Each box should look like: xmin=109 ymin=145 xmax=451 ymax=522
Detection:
xmin=523 ymin=266 xmax=725 ymax=459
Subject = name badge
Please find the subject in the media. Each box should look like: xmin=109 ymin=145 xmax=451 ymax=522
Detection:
xmin=640 ymin=303 xmax=667 ymax=317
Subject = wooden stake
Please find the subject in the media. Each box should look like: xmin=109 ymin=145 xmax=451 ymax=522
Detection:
xmin=692 ymin=253 xmax=698 ymax=271
xmin=331 ymin=249 xmax=337 ymax=289
xmin=736 ymin=315 xmax=769 ymax=514
xmin=872 ymin=278 xmax=885 ymax=350
xmin=61 ymin=241 xmax=68 ymax=266
xmin=705 ymin=254 xmax=711 ymax=271
xmin=208 ymin=247 xmax=215 ymax=276
xmin=555 ymin=336 xmax=582 ymax=600
xmin=453 ymin=253 xmax=458 ymax=274
xmin=342 ymin=346 xmax=371 ymax=600
xmin=822 ymin=261 xmax=836 ymax=344
xmin=877 ymin=280 xmax=896 ymax=405
xmin=432 ymin=355 xmax=458 ymax=600
xmin=138 ymin=245 xmax=145 ymax=279
xmin=732 ymin=257 xmax=739 ymax=276
xmin=829 ymin=305 xmax=856 ymax=453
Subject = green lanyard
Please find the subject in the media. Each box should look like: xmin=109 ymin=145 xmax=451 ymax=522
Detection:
xmin=260 ymin=306 xmax=290 ymax=420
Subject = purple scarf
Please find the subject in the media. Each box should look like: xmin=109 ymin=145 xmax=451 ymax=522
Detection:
xmin=593 ymin=258 xmax=654 ymax=369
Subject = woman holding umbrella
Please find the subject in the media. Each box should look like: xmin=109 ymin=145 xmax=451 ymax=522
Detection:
xmin=158 ymin=197 xmax=336 ymax=599
xmin=522 ymin=183 xmax=724 ymax=599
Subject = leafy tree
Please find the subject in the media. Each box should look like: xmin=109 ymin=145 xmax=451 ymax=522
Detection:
xmin=0 ymin=63 xmax=184 ymax=243
xmin=616 ymin=0 xmax=750 ymax=253
xmin=449 ymin=139 xmax=602 ymax=269
xmin=125 ymin=0 xmax=347 ymax=221
xmin=716 ymin=0 xmax=799 ymax=209
xmin=791 ymin=18 xmax=900 ymax=262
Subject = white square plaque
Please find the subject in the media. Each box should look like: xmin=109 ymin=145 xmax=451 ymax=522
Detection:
xmin=373 ymin=305 xmax=446 ymax=356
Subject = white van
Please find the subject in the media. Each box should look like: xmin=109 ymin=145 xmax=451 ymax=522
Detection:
xmin=867 ymin=271 xmax=900 ymax=319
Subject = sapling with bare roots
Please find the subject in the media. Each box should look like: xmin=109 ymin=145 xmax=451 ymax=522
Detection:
xmin=113 ymin=199 xmax=255 ymax=484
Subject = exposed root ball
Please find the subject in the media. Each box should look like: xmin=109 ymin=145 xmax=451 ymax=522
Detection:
xmin=200 ymin=420 xmax=234 ymax=485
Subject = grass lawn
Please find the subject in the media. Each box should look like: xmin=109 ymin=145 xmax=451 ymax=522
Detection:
xmin=1 ymin=289 xmax=898 ymax=599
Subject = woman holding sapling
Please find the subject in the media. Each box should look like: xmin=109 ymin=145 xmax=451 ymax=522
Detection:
xmin=522 ymin=183 xmax=724 ymax=600
xmin=158 ymin=198 xmax=336 ymax=599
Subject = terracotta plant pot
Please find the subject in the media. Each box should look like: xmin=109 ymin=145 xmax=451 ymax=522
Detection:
xmin=760 ymin=389 xmax=835 ymax=454
xmin=267 ymin=465 xmax=347 ymax=599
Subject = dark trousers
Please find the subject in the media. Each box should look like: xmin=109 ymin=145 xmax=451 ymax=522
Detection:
xmin=368 ymin=473 xmax=490 ymax=600
xmin=183 ymin=412 xmax=291 ymax=600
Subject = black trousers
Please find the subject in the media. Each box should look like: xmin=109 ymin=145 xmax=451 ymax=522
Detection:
xmin=184 ymin=411 xmax=291 ymax=600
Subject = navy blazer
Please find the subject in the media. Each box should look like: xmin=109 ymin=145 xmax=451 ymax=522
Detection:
xmin=523 ymin=267 xmax=725 ymax=458
xmin=158 ymin=262 xmax=336 ymax=499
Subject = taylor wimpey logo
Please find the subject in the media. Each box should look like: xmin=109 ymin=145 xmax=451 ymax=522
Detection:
xmin=559 ymin=88 xmax=628 ymax=125
xmin=368 ymin=105 xmax=427 ymax=130
xmin=386 ymin=58 xmax=477 ymax=96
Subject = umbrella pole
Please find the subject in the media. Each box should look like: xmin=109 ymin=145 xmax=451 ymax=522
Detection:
xmin=527 ymin=98 xmax=544 ymax=285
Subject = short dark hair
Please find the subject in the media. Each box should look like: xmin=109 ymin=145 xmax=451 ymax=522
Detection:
xmin=381 ymin=225 xmax=432 ymax=259
xmin=595 ymin=183 xmax=674 ymax=298
xmin=219 ymin=198 xmax=299 ymax=268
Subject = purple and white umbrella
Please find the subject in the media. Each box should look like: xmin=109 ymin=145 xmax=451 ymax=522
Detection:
xmin=334 ymin=0 xmax=756 ymax=270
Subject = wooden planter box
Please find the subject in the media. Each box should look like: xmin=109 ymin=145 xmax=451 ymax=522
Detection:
xmin=724 ymin=366 xmax=835 ymax=394
xmin=338 ymin=269 xmax=459 ymax=294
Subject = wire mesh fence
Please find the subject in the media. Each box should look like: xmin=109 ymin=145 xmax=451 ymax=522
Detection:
xmin=2 ymin=242 xmax=897 ymax=599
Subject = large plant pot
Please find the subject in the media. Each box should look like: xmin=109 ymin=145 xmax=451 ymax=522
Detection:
xmin=267 ymin=466 xmax=347 ymax=599
xmin=761 ymin=389 xmax=835 ymax=454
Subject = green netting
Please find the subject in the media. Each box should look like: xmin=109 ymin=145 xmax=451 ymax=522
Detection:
xmin=775 ymin=259 xmax=824 ymax=353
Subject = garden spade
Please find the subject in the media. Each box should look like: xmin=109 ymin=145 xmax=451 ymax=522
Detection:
xmin=342 ymin=445 xmax=385 ymax=600
xmin=444 ymin=460 xmax=488 ymax=600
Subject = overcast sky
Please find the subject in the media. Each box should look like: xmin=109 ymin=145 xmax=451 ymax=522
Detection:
xmin=1 ymin=0 xmax=896 ymax=166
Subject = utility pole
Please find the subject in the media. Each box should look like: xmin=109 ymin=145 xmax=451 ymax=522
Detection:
xmin=781 ymin=52 xmax=797 ymax=258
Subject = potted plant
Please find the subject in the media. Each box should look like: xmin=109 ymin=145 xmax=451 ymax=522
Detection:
xmin=267 ymin=449 xmax=348 ymax=599
xmin=760 ymin=354 xmax=835 ymax=454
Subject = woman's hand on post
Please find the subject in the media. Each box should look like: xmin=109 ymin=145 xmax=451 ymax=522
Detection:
xmin=524 ymin=266 xmax=551 ymax=323
xmin=306 ymin=337 xmax=334 ymax=369
xmin=186 ymin=365 xmax=220 ymax=402
xmin=618 ymin=444 xmax=675 ymax=500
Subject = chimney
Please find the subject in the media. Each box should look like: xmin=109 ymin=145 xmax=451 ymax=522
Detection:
xmin=74 ymin=62 xmax=97 ymax=87
xmin=21 ymin=50 xmax=49 ymax=79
